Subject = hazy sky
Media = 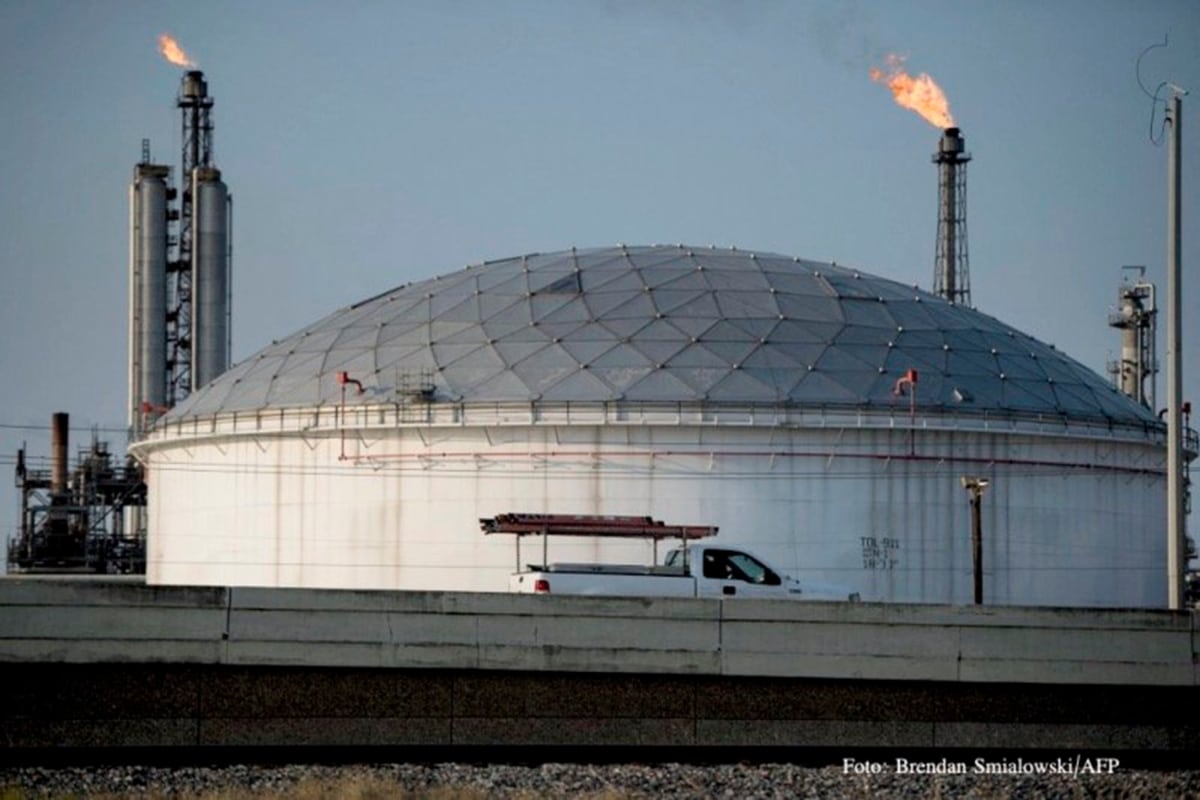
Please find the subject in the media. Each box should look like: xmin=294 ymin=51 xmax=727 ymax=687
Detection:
xmin=1 ymin=1 xmax=1197 ymax=548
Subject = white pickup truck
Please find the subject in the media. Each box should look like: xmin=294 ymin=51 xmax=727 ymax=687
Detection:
xmin=481 ymin=513 xmax=860 ymax=602
xmin=510 ymin=543 xmax=860 ymax=601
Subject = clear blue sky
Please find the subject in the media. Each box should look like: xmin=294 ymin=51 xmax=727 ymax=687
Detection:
xmin=1 ymin=1 xmax=1197 ymax=548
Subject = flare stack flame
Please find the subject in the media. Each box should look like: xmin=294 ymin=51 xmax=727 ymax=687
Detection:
xmin=870 ymin=54 xmax=954 ymax=129
xmin=158 ymin=34 xmax=196 ymax=68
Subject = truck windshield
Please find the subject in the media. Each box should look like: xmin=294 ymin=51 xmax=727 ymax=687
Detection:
xmin=664 ymin=549 xmax=681 ymax=567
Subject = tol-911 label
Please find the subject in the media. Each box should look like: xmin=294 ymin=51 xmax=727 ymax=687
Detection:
xmin=861 ymin=536 xmax=900 ymax=570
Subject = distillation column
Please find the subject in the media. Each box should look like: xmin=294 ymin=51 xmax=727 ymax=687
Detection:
xmin=128 ymin=158 xmax=171 ymax=437
xmin=191 ymin=166 xmax=230 ymax=388
xmin=1107 ymin=270 xmax=1157 ymax=409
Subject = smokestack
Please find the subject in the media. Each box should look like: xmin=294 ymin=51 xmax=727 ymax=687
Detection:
xmin=933 ymin=127 xmax=971 ymax=305
xmin=51 ymin=412 xmax=68 ymax=496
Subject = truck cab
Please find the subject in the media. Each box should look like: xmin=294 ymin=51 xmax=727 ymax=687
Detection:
xmin=665 ymin=546 xmax=781 ymax=598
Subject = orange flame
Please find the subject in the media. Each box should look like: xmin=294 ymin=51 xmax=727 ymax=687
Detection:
xmin=158 ymin=34 xmax=196 ymax=68
xmin=869 ymin=54 xmax=954 ymax=129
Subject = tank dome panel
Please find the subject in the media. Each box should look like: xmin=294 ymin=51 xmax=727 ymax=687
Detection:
xmin=169 ymin=245 xmax=1154 ymax=426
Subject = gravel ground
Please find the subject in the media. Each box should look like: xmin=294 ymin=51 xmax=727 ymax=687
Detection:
xmin=2 ymin=762 xmax=1198 ymax=800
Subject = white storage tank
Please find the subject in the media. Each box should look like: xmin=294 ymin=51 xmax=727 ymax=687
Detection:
xmin=132 ymin=245 xmax=1167 ymax=606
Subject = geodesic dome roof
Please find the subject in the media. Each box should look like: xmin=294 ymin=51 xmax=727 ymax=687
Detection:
xmin=166 ymin=245 xmax=1156 ymax=426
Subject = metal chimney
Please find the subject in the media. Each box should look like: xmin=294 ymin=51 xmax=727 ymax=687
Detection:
xmin=933 ymin=127 xmax=971 ymax=305
xmin=50 ymin=412 xmax=68 ymax=497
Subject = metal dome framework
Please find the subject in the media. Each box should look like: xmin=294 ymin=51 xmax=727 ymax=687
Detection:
xmin=167 ymin=245 xmax=1156 ymax=428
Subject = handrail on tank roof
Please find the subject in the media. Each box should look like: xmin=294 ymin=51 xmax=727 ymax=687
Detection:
xmin=133 ymin=399 xmax=1170 ymax=458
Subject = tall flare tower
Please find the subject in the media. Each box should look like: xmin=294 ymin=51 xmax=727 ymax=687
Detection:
xmin=933 ymin=127 xmax=971 ymax=305
xmin=169 ymin=70 xmax=231 ymax=402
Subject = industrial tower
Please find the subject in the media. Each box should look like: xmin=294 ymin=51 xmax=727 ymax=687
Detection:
xmin=1106 ymin=267 xmax=1157 ymax=410
xmin=128 ymin=70 xmax=231 ymax=437
xmin=933 ymin=127 xmax=971 ymax=305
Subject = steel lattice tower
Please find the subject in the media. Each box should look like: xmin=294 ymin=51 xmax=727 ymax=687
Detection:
xmin=933 ymin=127 xmax=971 ymax=305
xmin=166 ymin=70 xmax=214 ymax=403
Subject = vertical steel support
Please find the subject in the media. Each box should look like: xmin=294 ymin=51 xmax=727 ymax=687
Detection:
xmin=961 ymin=476 xmax=989 ymax=605
xmin=971 ymin=491 xmax=983 ymax=605
xmin=1166 ymin=92 xmax=1185 ymax=609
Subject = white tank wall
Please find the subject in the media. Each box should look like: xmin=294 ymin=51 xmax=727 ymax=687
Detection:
xmin=139 ymin=411 xmax=1166 ymax=607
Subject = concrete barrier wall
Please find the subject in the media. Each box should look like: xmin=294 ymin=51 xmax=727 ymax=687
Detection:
xmin=1 ymin=579 xmax=1196 ymax=685
xmin=1 ymin=579 xmax=1197 ymax=752
xmin=2 ymin=663 xmax=1196 ymax=751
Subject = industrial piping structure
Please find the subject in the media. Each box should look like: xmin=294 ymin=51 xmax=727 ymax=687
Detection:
xmin=6 ymin=413 xmax=146 ymax=573
xmin=1107 ymin=267 xmax=1157 ymax=410
xmin=176 ymin=70 xmax=232 ymax=397
xmin=933 ymin=127 xmax=971 ymax=305
xmin=130 ymin=69 xmax=231 ymax=436
xmin=8 ymin=69 xmax=233 ymax=574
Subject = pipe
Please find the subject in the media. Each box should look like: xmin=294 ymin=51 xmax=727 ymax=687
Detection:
xmin=337 ymin=371 xmax=365 ymax=394
xmin=892 ymin=369 xmax=918 ymax=455
xmin=334 ymin=445 xmax=1165 ymax=477
xmin=1146 ymin=280 xmax=1158 ymax=412
xmin=336 ymin=372 xmax=365 ymax=459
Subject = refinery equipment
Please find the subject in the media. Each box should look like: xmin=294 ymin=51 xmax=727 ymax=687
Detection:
xmin=1106 ymin=267 xmax=1158 ymax=409
xmin=192 ymin=164 xmax=231 ymax=389
xmin=128 ymin=70 xmax=231 ymax=434
xmin=128 ymin=142 xmax=172 ymax=438
xmin=9 ymin=67 xmax=228 ymax=573
xmin=933 ymin=127 xmax=971 ymax=305
xmin=170 ymin=69 xmax=231 ymax=400
xmin=7 ymin=414 xmax=146 ymax=574
xmin=133 ymin=245 xmax=1179 ymax=608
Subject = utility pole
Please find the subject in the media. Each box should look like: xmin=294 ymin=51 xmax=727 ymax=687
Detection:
xmin=1166 ymin=87 xmax=1185 ymax=609
xmin=961 ymin=477 xmax=990 ymax=604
